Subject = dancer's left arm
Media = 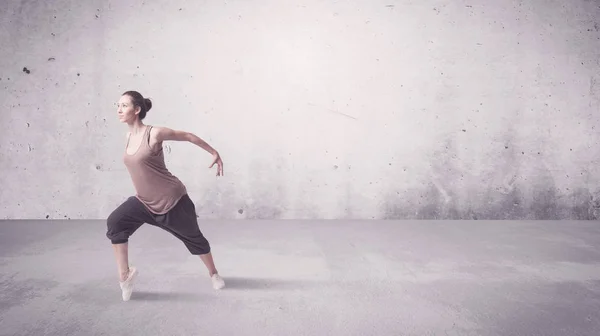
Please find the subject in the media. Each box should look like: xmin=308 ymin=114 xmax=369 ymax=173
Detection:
xmin=155 ymin=127 xmax=224 ymax=176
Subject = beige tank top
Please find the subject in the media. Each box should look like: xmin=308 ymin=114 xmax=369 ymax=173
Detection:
xmin=123 ymin=125 xmax=187 ymax=214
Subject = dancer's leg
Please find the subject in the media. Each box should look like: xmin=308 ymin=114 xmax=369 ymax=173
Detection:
xmin=113 ymin=242 xmax=130 ymax=281
xmin=155 ymin=194 xmax=225 ymax=289
xmin=106 ymin=196 xmax=156 ymax=300
xmin=198 ymin=252 xmax=218 ymax=276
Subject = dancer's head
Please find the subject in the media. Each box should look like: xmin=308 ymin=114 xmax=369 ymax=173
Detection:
xmin=117 ymin=91 xmax=152 ymax=123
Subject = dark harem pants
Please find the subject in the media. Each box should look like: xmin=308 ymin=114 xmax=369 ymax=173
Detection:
xmin=106 ymin=194 xmax=211 ymax=255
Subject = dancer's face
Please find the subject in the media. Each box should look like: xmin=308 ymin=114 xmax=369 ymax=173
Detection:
xmin=116 ymin=95 xmax=139 ymax=123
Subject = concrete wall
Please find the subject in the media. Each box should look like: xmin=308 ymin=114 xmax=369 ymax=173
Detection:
xmin=1 ymin=0 xmax=600 ymax=220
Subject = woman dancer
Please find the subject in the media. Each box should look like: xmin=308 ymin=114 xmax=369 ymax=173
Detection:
xmin=106 ymin=90 xmax=225 ymax=301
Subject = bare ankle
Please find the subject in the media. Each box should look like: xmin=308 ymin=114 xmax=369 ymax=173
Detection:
xmin=120 ymin=269 xmax=129 ymax=281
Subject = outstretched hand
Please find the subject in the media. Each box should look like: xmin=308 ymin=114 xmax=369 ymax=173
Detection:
xmin=209 ymin=152 xmax=224 ymax=176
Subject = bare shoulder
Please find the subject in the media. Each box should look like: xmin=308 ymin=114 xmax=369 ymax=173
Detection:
xmin=149 ymin=125 xmax=165 ymax=140
xmin=152 ymin=126 xmax=189 ymax=142
xmin=150 ymin=126 xmax=166 ymax=133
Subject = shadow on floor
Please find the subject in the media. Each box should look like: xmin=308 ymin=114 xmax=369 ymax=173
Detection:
xmin=221 ymin=276 xmax=319 ymax=290
xmin=132 ymin=291 xmax=204 ymax=301
xmin=128 ymin=277 xmax=319 ymax=301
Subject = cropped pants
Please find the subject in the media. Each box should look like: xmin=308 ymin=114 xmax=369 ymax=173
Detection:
xmin=106 ymin=194 xmax=211 ymax=255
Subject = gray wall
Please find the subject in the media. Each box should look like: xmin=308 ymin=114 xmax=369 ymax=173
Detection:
xmin=1 ymin=0 xmax=600 ymax=220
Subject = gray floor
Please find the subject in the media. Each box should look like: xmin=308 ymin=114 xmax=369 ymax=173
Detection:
xmin=1 ymin=220 xmax=599 ymax=336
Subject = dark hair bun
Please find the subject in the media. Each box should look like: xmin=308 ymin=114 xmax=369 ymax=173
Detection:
xmin=144 ymin=98 xmax=152 ymax=112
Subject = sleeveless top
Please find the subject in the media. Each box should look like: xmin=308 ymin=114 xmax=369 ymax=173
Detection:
xmin=123 ymin=125 xmax=187 ymax=214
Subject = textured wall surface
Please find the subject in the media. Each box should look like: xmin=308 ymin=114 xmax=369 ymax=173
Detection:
xmin=1 ymin=0 xmax=600 ymax=220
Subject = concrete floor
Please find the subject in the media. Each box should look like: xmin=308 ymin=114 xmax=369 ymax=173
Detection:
xmin=0 ymin=220 xmax=599 ymax=336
